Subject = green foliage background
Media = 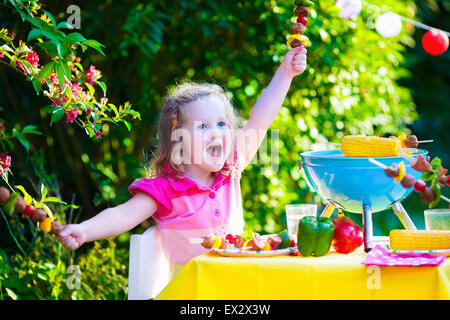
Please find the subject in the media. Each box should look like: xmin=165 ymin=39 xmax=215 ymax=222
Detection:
xmin=0 ymin=0 xmax=448 ymax=299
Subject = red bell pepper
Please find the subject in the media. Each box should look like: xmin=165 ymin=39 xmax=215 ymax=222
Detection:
xmin=332 ymin=216 xmax=363 ymax=254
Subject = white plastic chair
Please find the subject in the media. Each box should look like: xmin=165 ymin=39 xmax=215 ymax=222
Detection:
xmin=127 ymin=226 xmax=171 ymax=300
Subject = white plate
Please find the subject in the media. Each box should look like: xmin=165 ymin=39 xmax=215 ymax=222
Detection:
xmin=388 ymin=248 xmax=450 ymax=257
xmin=211 ymin=247 xmax=297 ymax=257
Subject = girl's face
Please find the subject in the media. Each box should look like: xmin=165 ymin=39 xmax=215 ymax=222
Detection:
xmin=177 ymin=95 xmax=233 ymax=173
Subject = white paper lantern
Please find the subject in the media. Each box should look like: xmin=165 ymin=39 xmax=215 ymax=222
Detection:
xmin=336 ymin=0 xmax=362 ymax=19
xmin=375 ymin=12 xmax=402 ymax=38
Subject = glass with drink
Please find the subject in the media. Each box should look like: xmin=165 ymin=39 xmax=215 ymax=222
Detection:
xmin=285 ymin=204 xmax=317 ymax=241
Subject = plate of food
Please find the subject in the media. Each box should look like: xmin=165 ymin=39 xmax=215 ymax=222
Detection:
xmin=190 ymin=230 xmax=297 ymax=257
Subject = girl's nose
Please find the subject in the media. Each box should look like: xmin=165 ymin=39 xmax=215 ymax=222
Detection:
xmin=206 ymin=127 xmax=222 ymax=141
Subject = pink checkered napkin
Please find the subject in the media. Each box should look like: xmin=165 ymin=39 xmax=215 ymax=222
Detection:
xmin=361 ymin=245 xmax=446 ymax=266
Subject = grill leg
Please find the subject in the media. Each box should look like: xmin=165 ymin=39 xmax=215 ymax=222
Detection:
xmin=392 ymin=202 xmax=417 ymax=230
xmin=320 ymin=202 xmax=336 ymax=218
xmin=362 ymin=204 xmax=373 ymax=252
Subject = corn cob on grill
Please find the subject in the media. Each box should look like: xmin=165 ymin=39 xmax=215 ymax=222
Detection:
xmin=389 ymin=229 xmax=450 ymax=250
xmin=341 ymin=135 xmax=402 ymax=157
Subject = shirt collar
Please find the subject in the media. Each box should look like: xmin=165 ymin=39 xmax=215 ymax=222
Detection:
xmin=163 ymin=163 xmax=227 ymax=192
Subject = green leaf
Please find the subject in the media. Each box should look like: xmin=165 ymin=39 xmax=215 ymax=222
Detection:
xmin=55 ymin=63 xmax=65 ymax=90
xmin=85 ymin=126 xmax=96 ymax=138
xmin=64 ymin=32 xmax=87 ymax=45
xmin=5 ymin=288 xmax=18 ymax=300
xmin=429 ymin=184 xmax=441 ymax=209
xmin=50 ymin=107 xmax=65 ymax=126
xmin=37 ymin=61 xmax=56 ymax=81
xmin=56 ymin=21 xmax=71 ymax=29
xmin=14 ymin=185 xmax=33 ymax=204
xmin=83 ymin=39 xmax=106 ymax=56
xmin=60 ymin=61 xmax=71 ymax=79
xmin=85 ymin=83 xmax=95 ymax=96
xmin=430 ymin=157 xmax=442 ymax=174
xmin=421 ymin=171 xmax=434 ymax=182
xmin=43 ymin=105 xmax=55 ymax=113
xmin=17 ymin=135 xmax=30 ymax=153
xmin=27 ymin=28 xmax=45 ymax=41
xmin=108 ymin=104 xmax=119 ymax=117
xmin=96 ymin=81 xmax=107 ymax=97
xmin=122 ymin=119 xmax=131 ymax=131
xmin=40 ymin=183 xmax=48 ymax=201
xmin=22 ymin=125 xmax=42 ymax=135
xmin=31 ymin=79 xmax=42 ymax=95
xmin=42 ymin=10 xmax=56 ymax=26
xmin=43 ymin=196 xmax=67 ymax=204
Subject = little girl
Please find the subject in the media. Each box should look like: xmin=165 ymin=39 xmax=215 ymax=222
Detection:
xmin=56 ymin=46 xmax=307 ymax=267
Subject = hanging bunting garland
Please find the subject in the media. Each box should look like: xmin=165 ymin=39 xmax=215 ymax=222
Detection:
xmin=335 ymin=0 xmax=362 ymax=19
xmin=375 ymin=12 xmax=402 ymax=38
xmin=335 ymin=0 xmax=450 ymax=56
xmin=422 ymin=29 xmax=449 ymax=56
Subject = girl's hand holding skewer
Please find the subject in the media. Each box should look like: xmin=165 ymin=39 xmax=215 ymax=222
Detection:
xmin=280 ymin=46 xmax=307 ymax=78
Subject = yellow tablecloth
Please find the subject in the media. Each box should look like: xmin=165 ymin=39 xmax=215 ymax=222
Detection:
xmin=156 ymin=249 xmax=449 ymax=300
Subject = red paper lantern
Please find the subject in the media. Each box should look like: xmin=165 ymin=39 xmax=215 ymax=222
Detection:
xmin=422 ymin=29 xmax=449 ymax=56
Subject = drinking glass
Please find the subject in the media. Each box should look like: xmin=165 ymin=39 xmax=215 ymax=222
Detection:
xmin=424 ymin=209 xmax=450 ymax=230
xmin=285 ymin=204 xmax=317 ymax=241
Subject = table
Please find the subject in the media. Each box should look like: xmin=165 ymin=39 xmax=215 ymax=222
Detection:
xmin=155 ymin=249 xmax=449 ymax=300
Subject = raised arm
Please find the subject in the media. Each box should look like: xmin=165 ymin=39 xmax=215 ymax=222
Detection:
xmin=56 ymin=192 xmax=157 ymax=250
xmin=236 ymin=46 xmax=307 ymax=169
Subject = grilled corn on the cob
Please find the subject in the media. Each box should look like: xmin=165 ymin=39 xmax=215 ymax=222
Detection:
xmin=341 ymin=135 xmax=401 ymax=157
xmin=389 ymin=229 xmax=450 ymax=250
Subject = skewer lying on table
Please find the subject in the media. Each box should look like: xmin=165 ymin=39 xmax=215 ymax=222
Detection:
xmin=189 ymin=232 xmax=287 ymax=251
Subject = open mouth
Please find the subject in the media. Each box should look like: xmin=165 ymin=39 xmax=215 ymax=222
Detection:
xmin=205 ymin=142 xmax=223 ymax=159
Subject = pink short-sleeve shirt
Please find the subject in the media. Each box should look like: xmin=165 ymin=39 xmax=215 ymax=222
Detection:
xmin=129 ymin=161 xmax=244 ymax=265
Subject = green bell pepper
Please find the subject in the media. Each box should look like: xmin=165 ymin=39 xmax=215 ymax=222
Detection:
xmin=298 ymin=216 xmax=334 ymax=257
xmin=4 ymin=192 xmax=19 ymax=215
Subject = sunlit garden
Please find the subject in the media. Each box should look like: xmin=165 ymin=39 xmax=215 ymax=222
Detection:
xmin=0 ymin=0 xmax=448 ymax=302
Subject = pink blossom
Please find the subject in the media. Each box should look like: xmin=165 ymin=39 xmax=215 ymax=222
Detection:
xmin=65 ymin=109 xmax=79 ymax=123
xmin=85 ymin=65 xmax=96 ymax=84
xmin=86 ymin=106 xmax=93 ymax=117
xmin=0 ymin=52 xmax=4 ymax=58
xmin=0 ymin=152 xmax=11 ymax=174
xmin=48 ymin=74 xmax=58 ymax=87
xmin=52 ymin=97 xmax=62 ymax=107
xmin=70 ymin=82 xmax=83 ymax=97
xmin=26 ymin=51 xmax=39 ymax=67
xmin=95 ymin=129 xmax=103 ymax=140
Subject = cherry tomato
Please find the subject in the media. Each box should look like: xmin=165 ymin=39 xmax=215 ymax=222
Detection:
xmin=297 ymin=16 xmax=307 ymax=26
xmin=414 ymin=180 xmax=427 ymax=193
xmin=225 ymin=234 xmax=236 ymax=244
xmin=23 ymin=205 xmax=35 ymax=217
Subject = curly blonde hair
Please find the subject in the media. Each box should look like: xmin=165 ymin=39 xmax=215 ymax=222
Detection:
xmin=146 ymin=81 xmax=242 ymax=179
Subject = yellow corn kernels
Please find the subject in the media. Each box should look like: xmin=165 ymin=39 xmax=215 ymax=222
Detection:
xmin=389 ymin=229 xmax=450 ymax=250
xmin=341 ymin=135 xmax=401 ymax=157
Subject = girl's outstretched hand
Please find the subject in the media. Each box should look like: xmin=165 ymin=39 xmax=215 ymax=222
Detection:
xmin=55 ymin=224 xmax=86 ymax=250
xmin=280 ymin=46 xmax=307 ymax=77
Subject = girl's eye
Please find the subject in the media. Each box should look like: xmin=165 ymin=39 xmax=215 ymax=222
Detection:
xmin=198 ymin=123 xmax=207 ymax=129
xmin=218 ymin=121 xmax=227 ymax=127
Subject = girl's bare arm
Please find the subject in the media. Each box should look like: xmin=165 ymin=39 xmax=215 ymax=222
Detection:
xmin=56 ymin=192 xmax=157 ymax=250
